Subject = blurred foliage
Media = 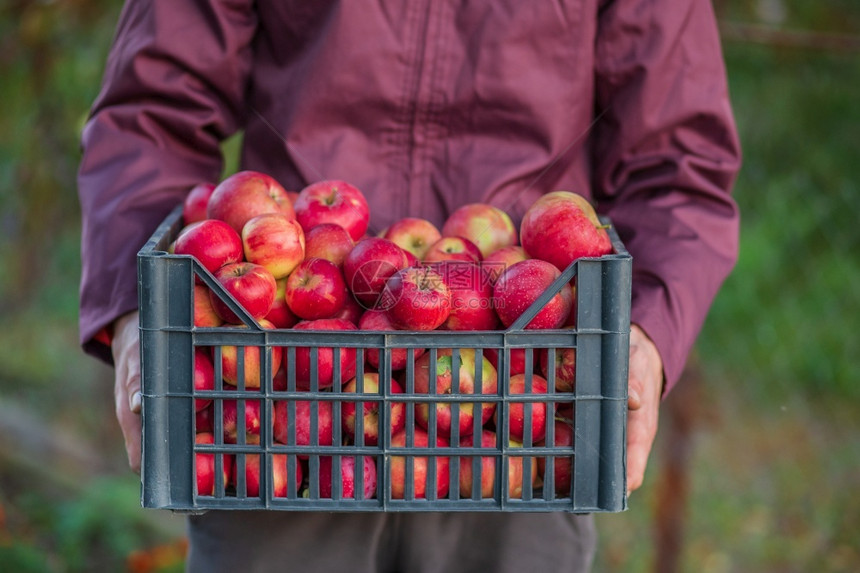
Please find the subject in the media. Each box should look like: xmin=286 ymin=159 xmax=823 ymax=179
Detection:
xmin=699 ymin=31 xmax=860 ymax=403
xmin=0 ymin=0 xmax=858 ymax=570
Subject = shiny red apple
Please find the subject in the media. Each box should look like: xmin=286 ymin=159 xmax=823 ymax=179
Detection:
xmin=207 ymin=170 xmax=295 ymax=233
xmin=294 ymin=180 xmax=370 ymax=241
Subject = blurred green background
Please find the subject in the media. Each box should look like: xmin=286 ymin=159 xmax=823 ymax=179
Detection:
xmin=0 ymin=1 xmax=858 ymax=571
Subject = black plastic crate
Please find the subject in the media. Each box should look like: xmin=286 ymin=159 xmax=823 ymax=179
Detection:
xmin=138 ymin=206 xmax=631 ymax=513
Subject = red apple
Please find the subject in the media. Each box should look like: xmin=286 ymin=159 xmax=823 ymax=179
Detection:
xmin=357 ymin=310 xmax=425 ymax=370
xmin=273 ymin=400 xmax=334 ymax=457
xmin=413 ymin=348 xmax=497 ymax=439
xmin=422 ymin=236 xmax=483 ymax=264
xmin=441 ymin=203 xmax=518 ymax=258
xmin=241 ymin=213 xmax=305 ymax=279
xmin=494 ymin=373 xmax=551 ymax=444
xmin=196 ymin=404 xmax=214 ymax=434
xmin=195 ymin=432 xmax=233 ymax=496
xmin=207 ymin=170 xmax=295 ymax=233
xmin=183 ymin=183 xmax=217 ymax=224
xmin=381 ymin=266 xmax=451 ymax=331
xmin=194 ymin=284 xmax=223 ymax=328
xmin=482 ymin=246 xmax=529 ymax=285
xmin=458 ymin=430 xmax=538 ymax=500
xmin=237 ymin=453 xmax=302 ymax=498
xmin=219 ymin=319 xmax=282 ymax=389
xmin=294 ymin=180 xmax=370 ymax=241
xmin=174 ymin=219 xmax=244 ymax=277
xmin=383 ymin=217 xmax=442 ymax=260
xmin=284 ymin=257 xmax=348 ymax=320
xmin=520 ymin=191 xmax=612 ymax=271
xmin=210 ymin=262 xmax=278 ymax=323
xmin=289 ymin=318 xmax=358 ymax=390
xmin=221 ymin=394 xmax=262 ymax=444
xmin=286 ymin=190 xmax=300 ymax=205
xmin=485 ymin=348 xmax=529 ymax=377
xmin=265 ymin=279 xmax=299 ymax=329
xmin=332 ymin=294 xmax=364 ymax=325
xmin=492 ymin=259 xmax=573 ymax=330
xmin=537 ymin=419 xmax=575 ymax=497
xmin=564 ymin=282 xmax=578 ymax=328
xmin=430 ymin=261 xmax=499 ymax=331
xmin=193 ymin=347 xmax=215 ymax=412
xmin=272 ymin=365 xmax=288 ymax=392
xmin=340 ymin=373 xmax=406 ymax=446
xmin=402 ymin=248 xmax=420 ymax=268
xmin=390 ymin=428 xmax=450 ymax=500
xmin=539 ymin=343 xmax=576 ymax=393
xmin=318 ymin=455 xmax=377 ymax=499
xmin=304 ymin=223 xmax=355 ymax=267
xmin=343 ymin=237 xmax=409 ymax=308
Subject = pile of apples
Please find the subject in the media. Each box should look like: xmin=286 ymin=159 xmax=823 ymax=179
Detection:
xmin=180 ymin=170 xmax=613 ymax=501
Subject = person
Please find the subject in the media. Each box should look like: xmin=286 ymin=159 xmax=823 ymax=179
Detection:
xmin=78 ymin=1 xmax=740 ymax=571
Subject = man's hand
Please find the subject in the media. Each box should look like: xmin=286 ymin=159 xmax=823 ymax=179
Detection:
xmin=112 ymin=310 xmax=142 ymax=474
xmin=626 ymin=323 xmax=664 ymax=495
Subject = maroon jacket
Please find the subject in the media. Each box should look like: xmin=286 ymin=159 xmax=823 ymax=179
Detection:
xmin=78 ymin=0 xmax=740 ymax=391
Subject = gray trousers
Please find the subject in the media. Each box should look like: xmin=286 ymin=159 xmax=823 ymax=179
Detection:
xmin=186 ymin=512 xmax=596 ymax=572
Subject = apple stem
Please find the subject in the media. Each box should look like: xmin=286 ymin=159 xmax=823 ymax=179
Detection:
xmin=596 ymin=223 xmax=612 ymax=231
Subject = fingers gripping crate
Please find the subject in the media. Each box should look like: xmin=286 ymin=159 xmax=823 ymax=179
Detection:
xmin=138 ymin=207 xmax=631 ymax=513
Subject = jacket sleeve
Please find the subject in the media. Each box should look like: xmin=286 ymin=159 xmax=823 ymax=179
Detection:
xmin=592 ymin=0 xmax=741 ymax=392
xmin=77 ymin=0 xmax=258 ymax=363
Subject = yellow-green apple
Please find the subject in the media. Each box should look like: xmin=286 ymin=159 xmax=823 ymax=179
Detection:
xmin=458 ymin=430 xmax=539 ymax=499
xmin=194 ymin=284 xmax=223 ymax=328
xmin=357 ymin=310 xmax=425 ymax=370
xmin=289 ymin=318 xmax=358 ymax=390
xmin=381 ymin=266 xmax=451 ymax=330
xmin=219 ymin=319 xmax=282 ymax=388
xmin=539 ymin=343 xmax=576 ymax=393
xmin=284 ymin=257 xmax=348 ymax=320
xmin=182 ymin=182 xmax=216 ymax=225
xmin=340 ymin=372 xmax=406 ymax=446
xmin=318 ymin=456 xmax=378 ymax=499
xmin=174 ymin=219 xmax=244 ymax=277
xmin=265 ymin=279 xmax=299 ymax=329
xmin=429 ymin=261 xmax=499 ymax=331
xmin=536 ymin=418 xmax=575 ymax=497
xmin=482 ymin=246 xmax=529 ymax=285
xmin=304 ymin=223 xmax=355 ymax=267
xmin=273 ymin=399 xmax=334 ymax=458
xmin=237 ymin=452 xmax=302 ymax=498
xmin=195 ymin=432 xmax=233 ymax=496
xmin=422 ymin=236 xmax=483 ymax=264
xmin=294 ymin=180 xmax=370 ymax=241
xmin=414 ymin=348 xmax=497 ymax=439
xmin=441 ymin=203 xmax=518 ymax=258
xmin=241 ymin=213 xmax=305 ymax=279
xmin=193 ymin=347 xmax=215 ymax=412
xmin=520 ymin=191 xmax=612 ymax=271
xmin=343 ymin=237 xmax=409 ymax=308
xmin=210 ymin=262 xmax=277 ymax=324
xmin=390 ymin=428 xmax=450 ymax=500
xmin=207 ymin=170 xmax=295 ymax=233
xmin=494 ymin=373 xmax=551 ymax=444
xmin=221 ymin=393 xmax=262 ymax=444
xmin=492 ymin=259 xmax=573 ymax=330
xmin=383 ymin=217 xmax=442 ymax=260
